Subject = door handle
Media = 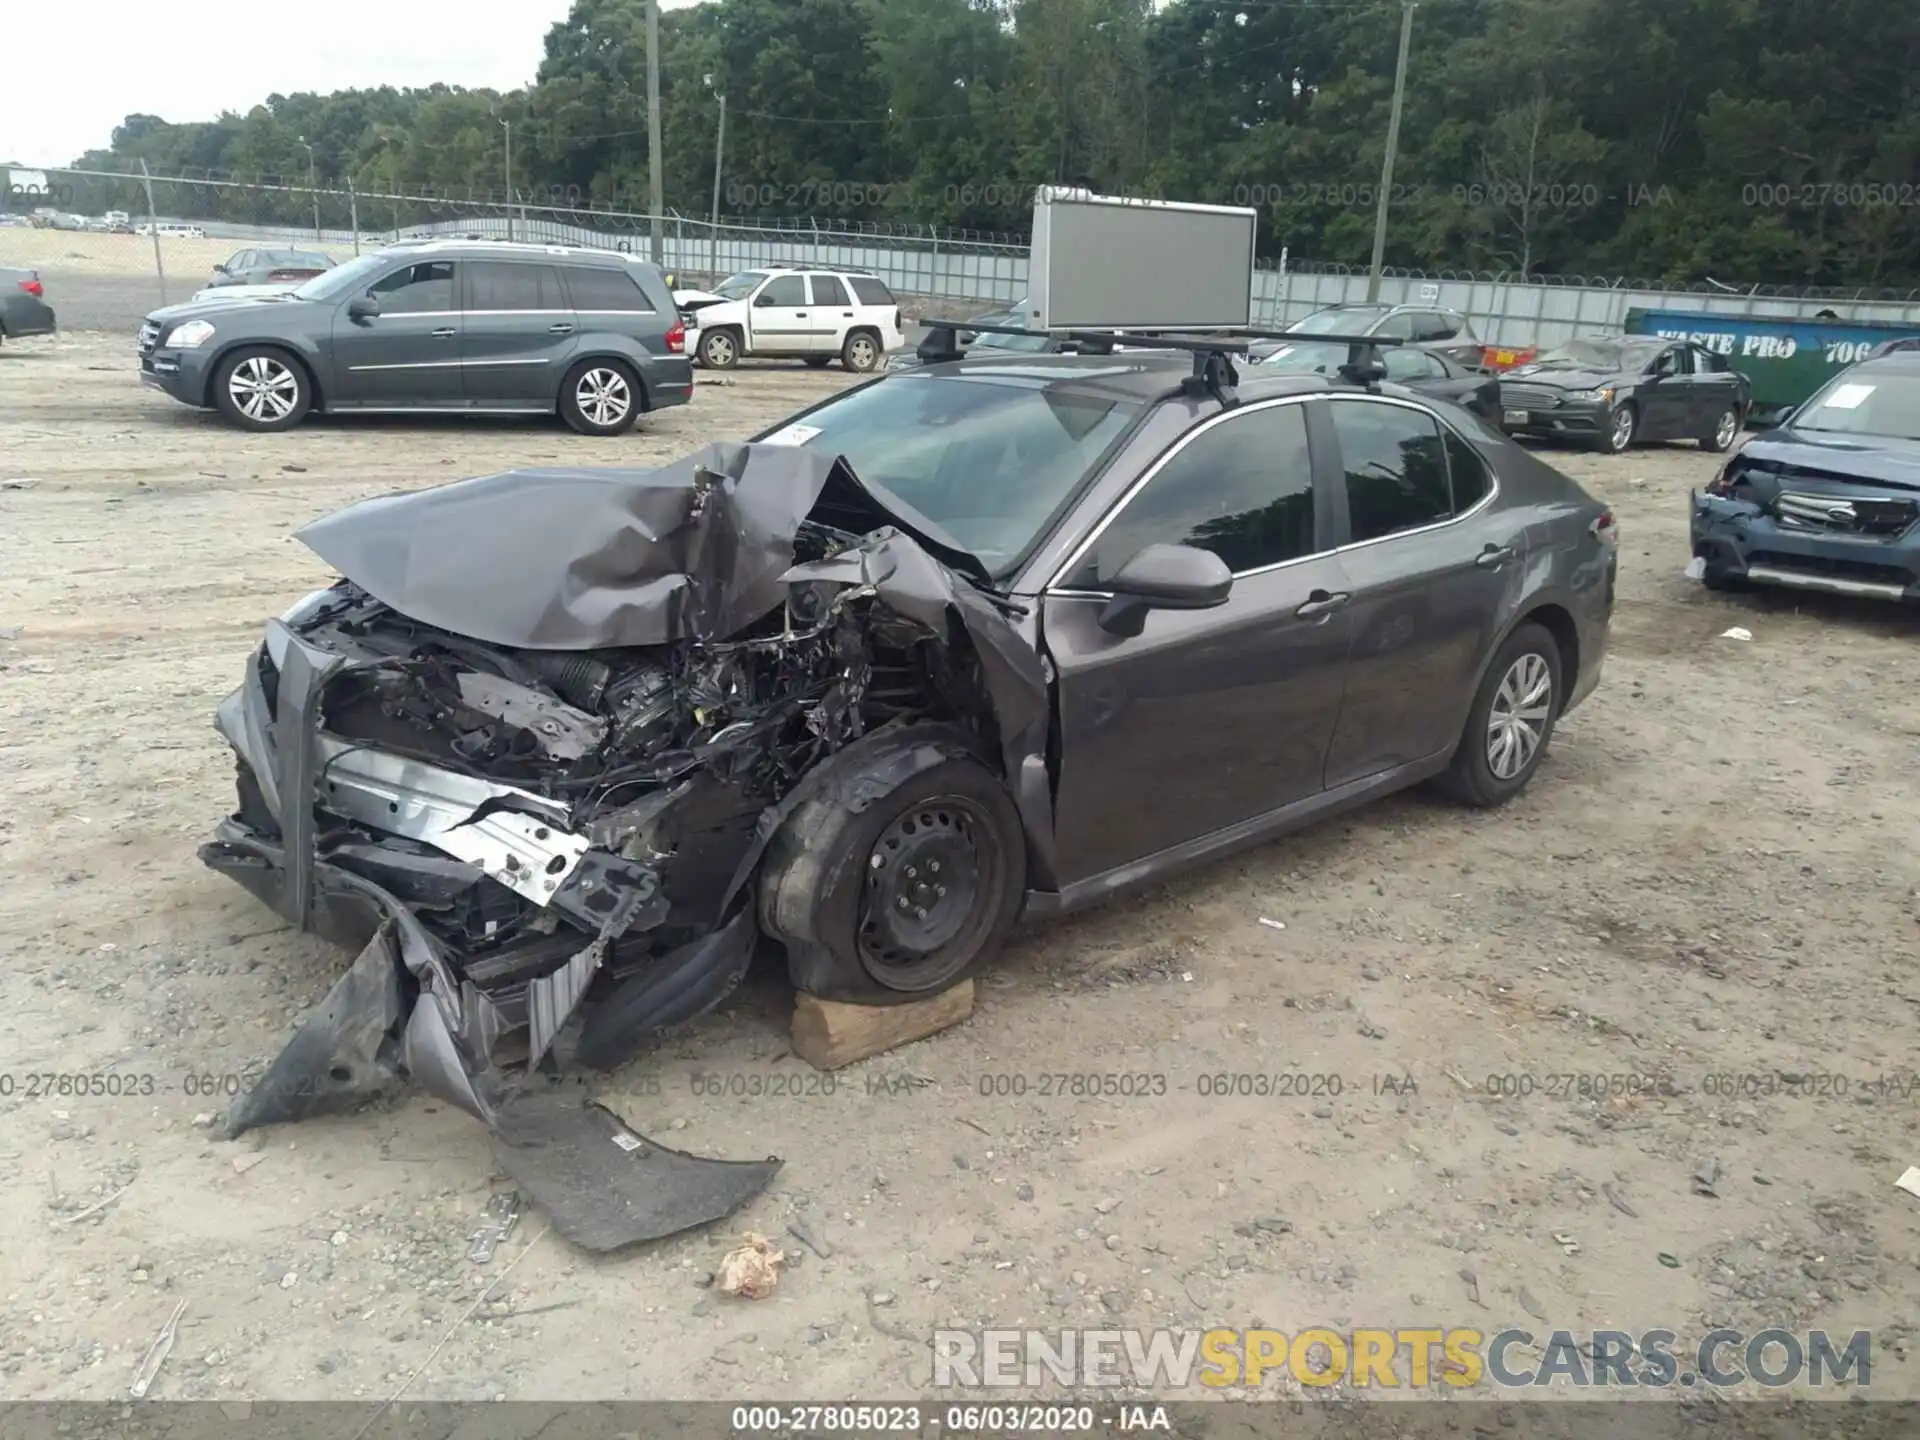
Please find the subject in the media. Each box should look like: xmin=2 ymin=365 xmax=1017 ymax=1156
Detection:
xmin=794 ymin=311 xmax=808 ymax=317
xmin=431 ymin=327 xmax=456 ymax=339
xmin=1296 ymin=590 xmax=1351 ymax=619
xmin=548 ymin=322 xmax=574 ymax=334
xmin=1476 ymin=544 xmax=1516 ymax=568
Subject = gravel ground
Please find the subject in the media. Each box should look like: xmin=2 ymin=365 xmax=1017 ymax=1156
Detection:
xmin=1 ymin=329 xmax=1917 ymax=1407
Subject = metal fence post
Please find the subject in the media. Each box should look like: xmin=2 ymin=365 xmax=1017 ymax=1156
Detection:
xmin=347 ymin=177 xmax=360 ymax=255
xmin=138 ymin=159 xmax=167 ymax=305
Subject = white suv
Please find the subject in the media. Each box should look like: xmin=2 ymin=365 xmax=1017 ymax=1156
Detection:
xmin=681 ymin=268 xmax=905 ymax=372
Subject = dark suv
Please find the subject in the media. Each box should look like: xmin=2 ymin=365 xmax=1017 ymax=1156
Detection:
xmin=137 ymin=240 xmax=693 ymax=435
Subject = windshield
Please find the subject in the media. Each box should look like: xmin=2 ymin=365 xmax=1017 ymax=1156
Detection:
xmin=291 ymin=252 xmax=389 ymax=302
xmin=1530 ymin=338 xmax=1657 ymax=370
xmin=1791 ymin=370 xmax=1920 ymax=440
xmin=768 ymin=373 xmax=1140 ymax=574
xmin=1289 ymin=305 xmax=1388 ymax=333
xmin=267 ymin=249 xmax=331 ymax=267
xmin=714 ymin=270 xmax=767 ymax=301
xmin=1255 ymin=341 xmax=1344 ymax=372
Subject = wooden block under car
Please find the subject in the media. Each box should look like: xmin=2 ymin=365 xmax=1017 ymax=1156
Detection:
xmin=790 ymin=981 xmax=976 ymax=1071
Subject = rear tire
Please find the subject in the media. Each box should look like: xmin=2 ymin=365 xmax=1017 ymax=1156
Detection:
xmin=1700 ymin=406 xmax=1740 ymax=453
xmin=759 ymin=728 xmax=1025 ymax=1002
xmin=1433 ymin=622 xmax=1563 ymax=808
xmin=841 ymin=328 xmax=883 ymax=373
xmin=211 ymin=346 xmax=311 ymax=432
xmin=558 ymin=359 xmax=641 ymax=436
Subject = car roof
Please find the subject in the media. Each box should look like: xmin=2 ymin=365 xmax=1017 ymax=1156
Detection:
xmin=1851 ymin=351 xmax=1920 ymax=375
xmin=376 ymin=238 xmax=664 ymax=269
xmin=894 ymin=349 xmax=1411 ymax=408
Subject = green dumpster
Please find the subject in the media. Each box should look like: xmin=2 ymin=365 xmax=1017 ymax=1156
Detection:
xmin=1625 ymin=307 xmax=1920 ymax=423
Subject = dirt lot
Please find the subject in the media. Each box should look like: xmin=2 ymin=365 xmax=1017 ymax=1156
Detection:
xmin=1 ymin=328 xmax=1917 ymax=1408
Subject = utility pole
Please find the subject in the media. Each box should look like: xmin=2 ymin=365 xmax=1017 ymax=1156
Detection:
xmin=706 ymin=75 xmax=726 ymax=282
xmin=499 ymin=116 xmax=514 ymax=242
xmin=646 ymin=0 xmax=664 ymax=265
xmin=1365 ymin=0 xmax=1416 ymax=302
xmin=297 ymin=136 xmax=320 ymax=241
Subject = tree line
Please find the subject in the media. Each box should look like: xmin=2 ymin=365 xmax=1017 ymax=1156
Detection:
xmin=35 ymin=0 xmax=1920 ymax=285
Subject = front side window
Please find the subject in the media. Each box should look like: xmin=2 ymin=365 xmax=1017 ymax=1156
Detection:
xmin=756 ymin=275 xmax=808 ymax=307
xmin=1331 ymin=400 xmax=1451 ymax=543
xmin=1064 ymin=403 xmax=1317 ymax=587
xmin=371 ymin=261 xmax=456 ymax=314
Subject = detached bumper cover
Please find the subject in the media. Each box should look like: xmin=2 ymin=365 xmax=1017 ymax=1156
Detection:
xmin=1689 ymin=489 xmax=1920 ymax=601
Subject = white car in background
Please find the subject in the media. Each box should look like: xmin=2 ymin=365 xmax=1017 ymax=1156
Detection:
xmin=680 ymin=267 xmax=904 ymax=372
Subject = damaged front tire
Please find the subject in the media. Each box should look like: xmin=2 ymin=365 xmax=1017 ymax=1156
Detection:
xmin=759 ymin=727 xmax=1025 ymax=1002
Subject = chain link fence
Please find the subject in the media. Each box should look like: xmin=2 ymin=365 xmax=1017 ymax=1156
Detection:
xmin=7 ymin=164 xmax=1920 ymax=340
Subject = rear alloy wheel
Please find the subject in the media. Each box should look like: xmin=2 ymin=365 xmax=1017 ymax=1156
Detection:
xmin=1701 ymin=406 xmax=1740 ymax=453
xmin=212 ymin=347 xmax=310 ymax=431
xmin=1599 ymin=403 xmax=1637 ymax=454
xmin=1434 ymin=622 xmax=1563 ymax=808
xmin=559 ymin=360 xmax=639 ymax=436
xmin=699 ymin=327 xmax=740 ymax=370
xmin=841 ymin=329 xmax=882 ymax=372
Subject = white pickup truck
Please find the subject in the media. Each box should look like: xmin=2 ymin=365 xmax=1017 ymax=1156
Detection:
xmin=677 ymin=267 xmax=905 ymax=372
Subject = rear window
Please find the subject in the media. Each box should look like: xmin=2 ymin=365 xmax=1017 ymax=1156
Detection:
xmin=848 ymin=276 xmax=895 ymax=306
xmin=564 ymin=265 xmax=655 ymax=312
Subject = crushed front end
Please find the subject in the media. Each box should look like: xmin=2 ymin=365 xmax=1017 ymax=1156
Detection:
xmin=1691 ymin=459 xmax=1920 ymax=603
xmin=197 ymin=442 xmax=1041 ymax=1248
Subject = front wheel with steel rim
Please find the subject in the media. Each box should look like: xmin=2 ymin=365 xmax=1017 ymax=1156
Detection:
xmin=1701 ymin=406 xmax=1740 ymax=452
xmin=211 ymin=346 xmax=310 ymax=432
xmin=841 ymin=329 xmax=882 ymax=372
xmin=1434 ymin=621 xmax=1564 ymax=808
xmin=558 ymin=359 xmax=641 ymax=435
xmin=758 ymin=728 xmax=1027 ymax=1003
xmin=1599 ymin=402 xmax=1637 ymax=454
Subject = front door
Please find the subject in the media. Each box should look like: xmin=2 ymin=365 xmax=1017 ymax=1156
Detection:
xmin=1042 ymin=398 xmax=1354 ymax=884
xmin=1637 ymin=345 xmax=1693 ymax=439
xmin=1319 ymin=396 xmax=1528 ymax=787
xmin=328 ymin=259 xmax=462 ymax=407
xmin=746 ymin=274 xmax=812 ymax=355
xmin=460 ymin=259 xmax=576 ymax=407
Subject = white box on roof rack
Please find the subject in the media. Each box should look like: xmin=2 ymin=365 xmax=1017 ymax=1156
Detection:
xmin=1027 ymin=187 xmax=1257 ymax=333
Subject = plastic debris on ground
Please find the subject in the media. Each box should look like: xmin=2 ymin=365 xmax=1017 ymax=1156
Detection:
xmin=1719 ymin=627 xmax=1752 ymax=641
xmin=1895 ymin=1167 xmax=1920 ymax=1200
xmin=718 ymin=1231 xmax=786 ymax=1299
xmin=1683 ymin=557 xmax=1706 ymax=580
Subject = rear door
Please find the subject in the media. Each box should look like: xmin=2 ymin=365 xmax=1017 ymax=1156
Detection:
xmin=808 ymin=273 xmax=854 ymax=352
xmin=1319 ymin=396 xmax=1525 ymax=787
xmin=1041 ymin=398 xmax=1355 ymax=882
xmin=746 ymin=273 xmax=811 ymax=354
xmin=460 ymin=259 xmax=575 ymax=406
xmin=329 ymin=259 xmax=462 ymax=406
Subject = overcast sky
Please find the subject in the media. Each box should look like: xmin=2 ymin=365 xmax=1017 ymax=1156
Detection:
xmin=4 ymin=0 xmax=708 ymax=168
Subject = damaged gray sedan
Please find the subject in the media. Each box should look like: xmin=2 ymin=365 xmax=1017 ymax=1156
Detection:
xmin=202 ymin=346 xmax=1614 ymax=1248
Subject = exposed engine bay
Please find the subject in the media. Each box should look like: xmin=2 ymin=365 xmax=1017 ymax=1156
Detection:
xmin=199 ymin=441 xmax=1049 ymax=1250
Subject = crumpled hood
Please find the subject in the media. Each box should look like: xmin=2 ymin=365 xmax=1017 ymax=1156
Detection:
xmin=294 ymin=440 xmax=993 ymax=650
xmin=1504 ymin=366 xmax=1623 ymax=389
xmin=1738 ymin=429 xmax=1920 ymax=490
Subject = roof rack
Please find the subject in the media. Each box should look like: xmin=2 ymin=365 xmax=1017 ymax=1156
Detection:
xmin=911 ymin=321 xmax=1402 ymax=406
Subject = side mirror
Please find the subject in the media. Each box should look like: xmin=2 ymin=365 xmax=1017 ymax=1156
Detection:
xmin=1097 ymin=543 xmax=1234 ymax=637
xmin=212 ymin=264 xmax=230 ymax=275
xmin=347 ymin=294 xmax=380 ymax=321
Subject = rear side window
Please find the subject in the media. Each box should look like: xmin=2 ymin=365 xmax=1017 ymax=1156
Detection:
xmin=810 ymin=274 xmax=851 ymax=307
xmin=1443 ymin=426 xmax=1494 ymax=511
xmin=564 ymin=265 xmax=654 ymax=312
xmin=468 ymin=262 xmax=561 ymax=311
xmin=848 ymin=276 xmax=895 ymax=306
xmin=1066 ymin=403 xmax=1317 ymax=586
xmin=1330 ymin=399 xmax=1451 ymax=542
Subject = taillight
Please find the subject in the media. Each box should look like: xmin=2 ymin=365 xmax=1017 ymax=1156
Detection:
xmin=1590 ymin=509 xmax=1617 ymax=542
xmin=18 ymin=275 xmax=43 ymax=297
xmin=265 ymin=269 xmax=313 ymax=281
xmin=665 ymin=320 xmax=686 ymax=354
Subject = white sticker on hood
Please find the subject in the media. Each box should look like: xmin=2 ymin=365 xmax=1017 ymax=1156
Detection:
xmin=758 ymin=422 xmax=821 ymax=447
xmin=1821 ymin=383 xmax=1875 ymax=410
